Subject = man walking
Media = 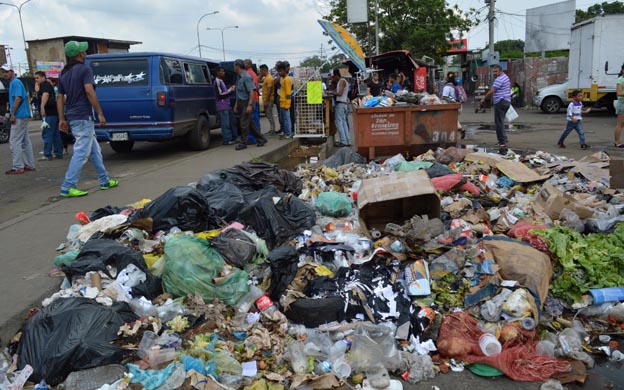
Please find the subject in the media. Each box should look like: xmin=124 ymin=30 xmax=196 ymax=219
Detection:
xmin=233 ymin=59 xmax=267 ymax=150
xmin=57 ymin=41 xmax=118 ymax=197
xmin=214 ymin=66 xmax=236 ymax=144
xmin=481 ymin=64 xmax=511 ymax=147
xmin=35 ymin=71 xmax=63 ymax=160
xmin=259 ymin=64 xmax=276 ymax=134
xmin=329 ymin=68 xmax=351 ymax=147
xmin=3 ymin=64 xmax=35 ymax=175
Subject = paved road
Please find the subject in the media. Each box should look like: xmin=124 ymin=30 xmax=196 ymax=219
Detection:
xmin=1 ymin=107 xmax=622 ymax=389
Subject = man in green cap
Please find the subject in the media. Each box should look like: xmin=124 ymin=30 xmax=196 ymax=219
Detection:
xmin=57 ymin=41 xmax=118 ymax=197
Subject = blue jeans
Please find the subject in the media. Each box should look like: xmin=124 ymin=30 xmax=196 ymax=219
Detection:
xmin=335 ymin=102 xmax=350 ymax=145
xmin=60 ymin=119 xmax=110 ymax=193
xmin=42 ymin=115 xmax=63 ymax=158
xmin=494 ymin=99 xmax=510 ymax=144
xmin=248 ymin=102 xmax=261 ymax=143
xmin=558 ymin=120 xmax=586 ymax=145
xmin=219 ymin=109 xmax=236 ymax=144
xmin=280 ymin=107 xmax=292 ymax=136
xmin=9 ymin=118 xmax=35 ymax=170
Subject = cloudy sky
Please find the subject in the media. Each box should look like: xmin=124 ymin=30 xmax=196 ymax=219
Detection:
xmin=0 ymin=0 xmax=602 ymax=69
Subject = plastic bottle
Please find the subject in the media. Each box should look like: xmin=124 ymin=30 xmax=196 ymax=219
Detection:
xmin=478 ymin=333 xmax=502 ymax=356
xmin=34 ymin=380 xmax=49 ymax=390
xmin=237 ymin=285 xmax=265 ymax=313
xmin=255 ymin=294 xmax=278 ymax=316
xmin=328 ymin=338 xmax=350 ymax=361
xmin=485 ymin=174 xmax=498 ymax=193
xmin=520 ymin=317 xmax=536 ymax=330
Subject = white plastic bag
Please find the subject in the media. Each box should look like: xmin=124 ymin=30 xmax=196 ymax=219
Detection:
xmin=505 ymin=105 xmax=519 ymax=122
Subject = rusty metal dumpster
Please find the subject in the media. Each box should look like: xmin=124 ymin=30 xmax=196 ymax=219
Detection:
xmin=352 ymin=103 xmax=460 ymax=159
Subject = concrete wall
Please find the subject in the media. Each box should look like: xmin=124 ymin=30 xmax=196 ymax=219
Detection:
xmin=475 ymin=56 xmax=568 ymax=108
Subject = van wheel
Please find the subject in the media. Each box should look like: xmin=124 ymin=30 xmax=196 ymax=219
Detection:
xmin=0 ymin=124 xmax=9 ymax=144
xmin=110 ymin=140 xmax=134 ymax=153
xmin=189 ymin=115 xmax=211 ymax=150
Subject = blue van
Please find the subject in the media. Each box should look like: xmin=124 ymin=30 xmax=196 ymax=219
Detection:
xmin=86 ymin=52 xmax=220 ymax=152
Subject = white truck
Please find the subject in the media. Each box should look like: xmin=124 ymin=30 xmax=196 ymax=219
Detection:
xmin=567 ymin=14 xmax=624 ymax=114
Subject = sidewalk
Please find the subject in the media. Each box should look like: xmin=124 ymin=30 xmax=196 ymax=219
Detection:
xmin=0 ymin=135 xmax=293 ymax=344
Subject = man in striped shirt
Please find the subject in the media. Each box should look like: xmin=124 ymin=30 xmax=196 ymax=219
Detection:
xmin=482 ymin=64 xmax=511 ymax=147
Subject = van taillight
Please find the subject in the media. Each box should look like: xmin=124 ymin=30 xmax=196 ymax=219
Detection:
xmin=157 ymin=92 xmax=166 ymax=107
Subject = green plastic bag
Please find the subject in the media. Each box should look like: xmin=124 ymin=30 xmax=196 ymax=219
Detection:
xmin=393 ymin=161 xmax=433 ymax=172
xmin=162 ymin=235 xmax=249 ymax=306
xmin=315 ymin=192 xmax=352 ymax=217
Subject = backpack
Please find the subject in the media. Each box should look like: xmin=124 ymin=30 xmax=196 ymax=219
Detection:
xmin=454 ymin=85 xmax=467 ymax=103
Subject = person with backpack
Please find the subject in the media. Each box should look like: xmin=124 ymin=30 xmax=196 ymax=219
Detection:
xmin=441 ymin=72 xmax=465 ymax=139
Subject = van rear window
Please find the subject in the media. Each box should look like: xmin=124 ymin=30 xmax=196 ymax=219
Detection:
xmin=90 ymin=58 xmax=148 ymax=87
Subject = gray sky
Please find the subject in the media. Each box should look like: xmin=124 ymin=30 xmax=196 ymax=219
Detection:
xmin=0 ymin=0 xmax=603 ymax=69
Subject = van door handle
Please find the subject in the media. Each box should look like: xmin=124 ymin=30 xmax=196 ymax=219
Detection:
xmin=139 ymin=88 xmax=150 ymax=95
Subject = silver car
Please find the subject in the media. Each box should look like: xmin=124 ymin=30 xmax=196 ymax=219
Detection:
xmin=534 ymin=81 xmax=568 ymax=114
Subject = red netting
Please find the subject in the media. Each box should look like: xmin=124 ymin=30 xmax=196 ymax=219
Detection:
xmin=437 ymin=312 xmax=572 ymax=381
xmin=466 ymin=345 xmax=572 ymax=382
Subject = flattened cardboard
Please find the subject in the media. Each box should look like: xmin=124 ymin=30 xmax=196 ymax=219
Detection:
xmin=609 ymin=159 xmax=624 ymax=189
xmin=572 ymin=161 xmax=610 ymax=186
xmin=532 ymin=183 xmax=594 ymax=220
xmin=464 ymin=152 xmax=505 ymax=168
xmin=357 ymin=170 xmax=440 ymax=236
xmin=495 ymin=160 xmax=551 ymax=183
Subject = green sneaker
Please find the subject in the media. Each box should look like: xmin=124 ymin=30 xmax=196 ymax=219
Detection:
xmin=60 ymin=188 xmax=88 ymax=197
xmin=101 ymin=179 xmax=119 ymax=190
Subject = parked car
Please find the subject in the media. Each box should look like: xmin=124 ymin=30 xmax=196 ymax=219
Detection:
xmin=86 ymin=52 xmax=220 ymax=153
xmin=534 ymin=81 xmax=568 ymax=114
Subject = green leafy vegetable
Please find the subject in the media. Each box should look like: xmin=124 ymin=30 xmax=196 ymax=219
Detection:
xmin=533 ymin=224 xmax=624 ymax=304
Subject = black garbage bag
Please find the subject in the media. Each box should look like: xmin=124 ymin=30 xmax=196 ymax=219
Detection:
xmin=425 ymin=162 xmax=456 ymax=178
xmin=17 ymin=298 xmax=137 ymax=386
xmin=196 ymin=181 xmax=246 ymax=222
xmin=268 ymin=245 xmax=299 ymax=302
xmin=131 ymin=186 xmax=220 ymax=232
xmin=62 ymin=239 xmax=162 ymax=299
xmin=238 ymin=187 xmax=316 ymax=249
xmin=319 ymin=147 xmax=366 ymax=168
xmin=89 ymin=206 xmax=125 ymax=221
xmin=198 ymin=161 xmax=302 ymax=195
xmin=211 ymin=228 xmax=257 ymax=269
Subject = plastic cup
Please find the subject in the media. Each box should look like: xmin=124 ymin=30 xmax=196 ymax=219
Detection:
xmin=479 ymin=333 xmax=502 ymax=356
xmin=333 ymin=359 xmax=352 ymax=379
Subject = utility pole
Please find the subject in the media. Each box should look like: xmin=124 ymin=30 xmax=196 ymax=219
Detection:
xmin=487 ymin=0 xmax=496 ymax=84
xmin=375 ymin=0 xmax=380 ymax=55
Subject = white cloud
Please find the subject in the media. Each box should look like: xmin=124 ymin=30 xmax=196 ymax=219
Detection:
xmin=1 ymin=0 xmax=329 ymax=68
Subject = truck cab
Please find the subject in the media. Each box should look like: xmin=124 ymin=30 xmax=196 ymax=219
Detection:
xmin=86 ymin=52 xmax=220 ymax=152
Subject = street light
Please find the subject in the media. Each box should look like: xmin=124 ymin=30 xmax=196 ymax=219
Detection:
xmin=0 ymin=0 xmax=33 ymax=72
xmin=206 ymin=26 xmax=238 ymax=61
xmin=196 ymin=11 xmax=219 ymax=57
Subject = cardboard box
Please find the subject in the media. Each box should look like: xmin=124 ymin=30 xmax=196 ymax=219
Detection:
xmin=357 ymin=170 xmax=440 ymax=236
xmin=532 ymin=183 xmax=594 ymax=220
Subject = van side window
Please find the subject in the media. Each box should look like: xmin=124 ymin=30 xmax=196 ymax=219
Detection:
xmin=161 ymin=58 xmax=183 ymax=84
xmin=90 ymin=58 xmax=148 ymax=87
xmin=183 ymin=63 xmax=209 ymax=84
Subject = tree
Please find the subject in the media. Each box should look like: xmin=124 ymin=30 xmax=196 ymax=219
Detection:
xmin=299 ymin=53 xmax=347 ymax=74
xmin=494 ymin=39 xmax=525 ymax=59
xmin=576 ymin=1 xmax=624 ymax=23
xmin=324 ymin=0 xmax=478 ymax=62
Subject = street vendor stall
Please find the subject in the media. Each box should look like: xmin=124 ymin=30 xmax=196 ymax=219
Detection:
xmin=353 ymin=103 xmax=460 ymax=159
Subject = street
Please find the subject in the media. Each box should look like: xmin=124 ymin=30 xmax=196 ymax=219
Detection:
xmin=1 ymin=108 xmax=623 ymax=389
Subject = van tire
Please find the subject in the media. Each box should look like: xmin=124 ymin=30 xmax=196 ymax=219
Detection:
xmin=110 ymin=140 xmax=134 ymax=153
xmin=540 ymin=96 xmax=562 ymax=113
xmin=189 ymin=115 xmax=210 ymax=150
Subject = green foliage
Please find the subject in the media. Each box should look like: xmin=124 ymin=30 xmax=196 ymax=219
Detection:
xmin=298 ymin=53 xmax=347 ymax=73
xmin=533 ymin=224 xmax=624 ymax=304
xmin=524 ymin=50 xmax=570 ymax=58
xmin=494 ymin=39 xmax=524 ymax=54
xmin=576 ymin=1 xmax=624 ymax=23
xmin=325 ymin=0 xmax=478 ymax=62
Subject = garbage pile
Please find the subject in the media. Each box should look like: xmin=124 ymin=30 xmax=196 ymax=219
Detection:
xmin=3 ymin=149 xmax=624 ymax=390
